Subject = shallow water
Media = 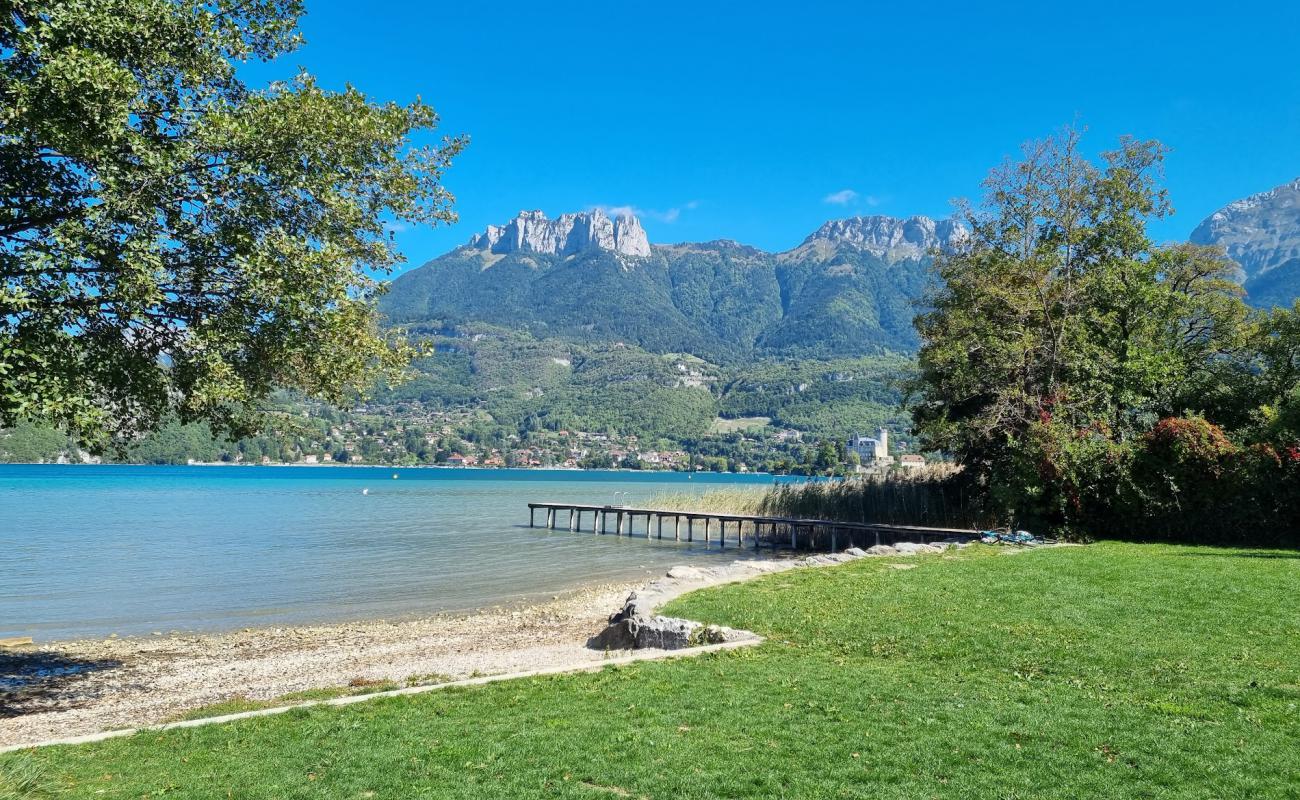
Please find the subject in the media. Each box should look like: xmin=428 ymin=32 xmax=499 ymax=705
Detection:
xmin=0 ymin=465 xmax=790 ymax=641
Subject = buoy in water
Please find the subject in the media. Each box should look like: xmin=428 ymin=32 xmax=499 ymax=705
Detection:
xmin=362 ymin=488 xmax=369 ymax=495
xmin=392 ymin=473 xmax=398 ymax=479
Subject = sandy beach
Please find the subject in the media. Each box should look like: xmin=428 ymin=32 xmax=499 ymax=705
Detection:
xmin=1 ymin=544 xmax=964 ymax=750
xmin=0 ymin=580 xmax=645 ymax=749
xmin=0 ymin=548 xmax=809 ymax=750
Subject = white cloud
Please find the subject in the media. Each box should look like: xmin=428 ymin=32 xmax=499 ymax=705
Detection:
xmin=823 ymin=190 xmax=886 ymax=208
xmin=597 ymin=205 xmax=640 ymax=219
xmin=590 ymin=201 xmax=700 ymax=224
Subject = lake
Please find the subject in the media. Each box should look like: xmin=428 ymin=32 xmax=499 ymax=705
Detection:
xmin=0 ymin=464 xmax=792 ymax=641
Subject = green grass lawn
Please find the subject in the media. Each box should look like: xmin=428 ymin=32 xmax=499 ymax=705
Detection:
xmin=3 ymin=543 xmax=1298 ymax=798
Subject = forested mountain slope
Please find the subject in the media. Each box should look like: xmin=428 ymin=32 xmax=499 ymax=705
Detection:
xmin=380 ymin=209 xmax=966 ymax=359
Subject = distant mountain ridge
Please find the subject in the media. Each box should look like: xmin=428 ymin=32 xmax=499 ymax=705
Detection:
xmin=467 ymin=208 xmax=651 ymax=258
xmin=1191 ymin=177 xmax=1300 ymax=308
xmin=798 ymin=215 xmax=967 ymax=261
xmin=381 ymin=210 xmax=966 ymax=360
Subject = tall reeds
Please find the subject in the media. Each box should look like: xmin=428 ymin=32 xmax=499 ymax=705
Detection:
xmin=759 ymin=467 xmax=987 ymax=528
xmin=648 ymin=467 xmax=991 ymax=529
xmin=645 ymin=487 xmax=768 ymax=515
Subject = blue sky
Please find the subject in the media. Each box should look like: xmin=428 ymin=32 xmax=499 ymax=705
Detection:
xmin=250 ymin=1 xmax=1300 ymax=272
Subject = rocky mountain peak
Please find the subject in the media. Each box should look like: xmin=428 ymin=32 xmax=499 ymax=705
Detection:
xmin=801 ymin=215 xmax=967 ymax=261
xmin=466 ymin=209 xmax=651 ymax=258
xmin=1190 ymin=178 xmax=1300 ymax=276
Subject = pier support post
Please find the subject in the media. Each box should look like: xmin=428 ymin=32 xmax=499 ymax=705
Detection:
xmin=674 ymin=516 xmax=681 ymax=542
xmin=718 ymin=520 xmax=725 ymax=549
xmin=529 ymin=507 xmax=535 ymax=528
xmin=791 ymin=524 xmax=797 ymax=550
xmin=831 ymin=527 xmax=837 ymax=551
xmin=755 ymin=522 xmax=762 ymax=551
xmin=657 ymin=515 xmax=663 ymax=539
xmin=570 ymin=509 xmax=577 ymax=532
xmin=617 ymin=512 xmax=625 ymax=536
xmin=546 ymin=508 xmax=555 ymax=529
xmin=687 ymin=517 xmax=693 ymax=542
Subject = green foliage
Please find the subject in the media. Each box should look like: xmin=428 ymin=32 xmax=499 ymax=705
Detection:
xmin=912 ymin=129 xmax=1299 ymax=541
xmin=125 ymin=419 xmax=229 ymax=464
xmin=0 ymin=418 xmax=77 ymax=462
xmin=1 ymin=0 xmax=464 ymax=450
xmin=380 ymin=240 xmax=930 ymax=362
xmin=717 ymin=355 xmax=913 ymax=439
xmin=10 ymin=544 xmax=1299 ymax=798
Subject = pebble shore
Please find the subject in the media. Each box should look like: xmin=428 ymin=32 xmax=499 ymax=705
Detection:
xmin=1 ymin=540 xmax=975 ymax=749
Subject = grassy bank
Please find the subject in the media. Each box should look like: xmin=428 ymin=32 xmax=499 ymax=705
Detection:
xmin=4 ymin=543 xmax=1298 ymax=798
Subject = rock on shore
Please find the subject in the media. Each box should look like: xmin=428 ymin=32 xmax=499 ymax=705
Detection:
xmin=587 ymin=539 xmax=970 ymax=650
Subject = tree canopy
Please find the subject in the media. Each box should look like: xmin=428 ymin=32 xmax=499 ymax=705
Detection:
xmin=912 ymin=129 xmax=1300 ymax=542
xmin=1 ymin=0 xmax=464 ymax=449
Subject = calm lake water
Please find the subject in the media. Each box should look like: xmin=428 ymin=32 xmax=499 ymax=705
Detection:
xmin=0 ymin=465 xmax=793 ymax=641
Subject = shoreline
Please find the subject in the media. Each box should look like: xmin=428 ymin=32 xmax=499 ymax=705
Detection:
xmin=0 ymin=461 xmax=787 ymax=476
xmin=0 ymin=579 xmax=648 ymax=748
xmin=0 ymin=549 xmax=812 ymax=749
xmin=0 ymin=541 xmax=978 ymax=750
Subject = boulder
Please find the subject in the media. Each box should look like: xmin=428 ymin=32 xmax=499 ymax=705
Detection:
xmin=587 ymin=610 xmax=749 ymax=651
xmin=845 ymin=547 xmax=869 ymax=558
xmin=893 ymin=542 xmax=927 ymax=555
xmin=666 ymin=565 xmax=707 ymax=581
xmin=866 ymin=544 xmax=897 ymax=556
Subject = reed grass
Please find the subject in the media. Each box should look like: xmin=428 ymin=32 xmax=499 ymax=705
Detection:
xmin=644 ymin=487 xmax=768 ymax=516
xmin=759 ymin=469 xmax=989 ymax=529
xmin=650 ymin=468 xmax=991 ymax=529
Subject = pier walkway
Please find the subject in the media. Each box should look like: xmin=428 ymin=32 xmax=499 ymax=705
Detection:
xmin=527 ymin=502 xmax=977 ymax=551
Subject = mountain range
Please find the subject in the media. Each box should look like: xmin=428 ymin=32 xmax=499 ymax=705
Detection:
xmin=380 ymin=209 xmax=967 ymax=361
xmin=11 ymin=180 xmax=1296 ymax=462
xmin=385 ymin=177 xmax=1300 ymax=359
xmin=368 ymin=182 xmax=1298 ymax=444
xmin=1191 ymin=177 xmax=1300 ymax=308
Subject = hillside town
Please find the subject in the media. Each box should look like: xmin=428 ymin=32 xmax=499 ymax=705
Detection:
xmin=3 ymin=401 xmax=928 ymax=477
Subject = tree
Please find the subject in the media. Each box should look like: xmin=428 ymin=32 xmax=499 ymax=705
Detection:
xmin=813 ymin=439 xmax=840 ymax=472
xmin=1 ymin=0 xmax=465 ymax=450
xmin=912 ymin=129 xmax=1251 ymax=530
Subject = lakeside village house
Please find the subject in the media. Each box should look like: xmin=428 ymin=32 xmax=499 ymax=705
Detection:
xmin=848 ymin=428 xmax=891 ymax=470
xmin=847 ymin=428 xmax=927 ymax=473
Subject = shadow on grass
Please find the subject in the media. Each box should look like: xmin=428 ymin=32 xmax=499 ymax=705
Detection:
xmin=0 ymin=650 xmax=122 ymax=718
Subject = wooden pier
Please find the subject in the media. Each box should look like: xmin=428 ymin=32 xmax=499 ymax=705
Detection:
xmin=527 ymin=502 xmax=977 ymax=551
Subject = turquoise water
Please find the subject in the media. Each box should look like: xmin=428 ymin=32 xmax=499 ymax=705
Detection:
xmin=0 ymin=465 xmax=790 ymax=641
